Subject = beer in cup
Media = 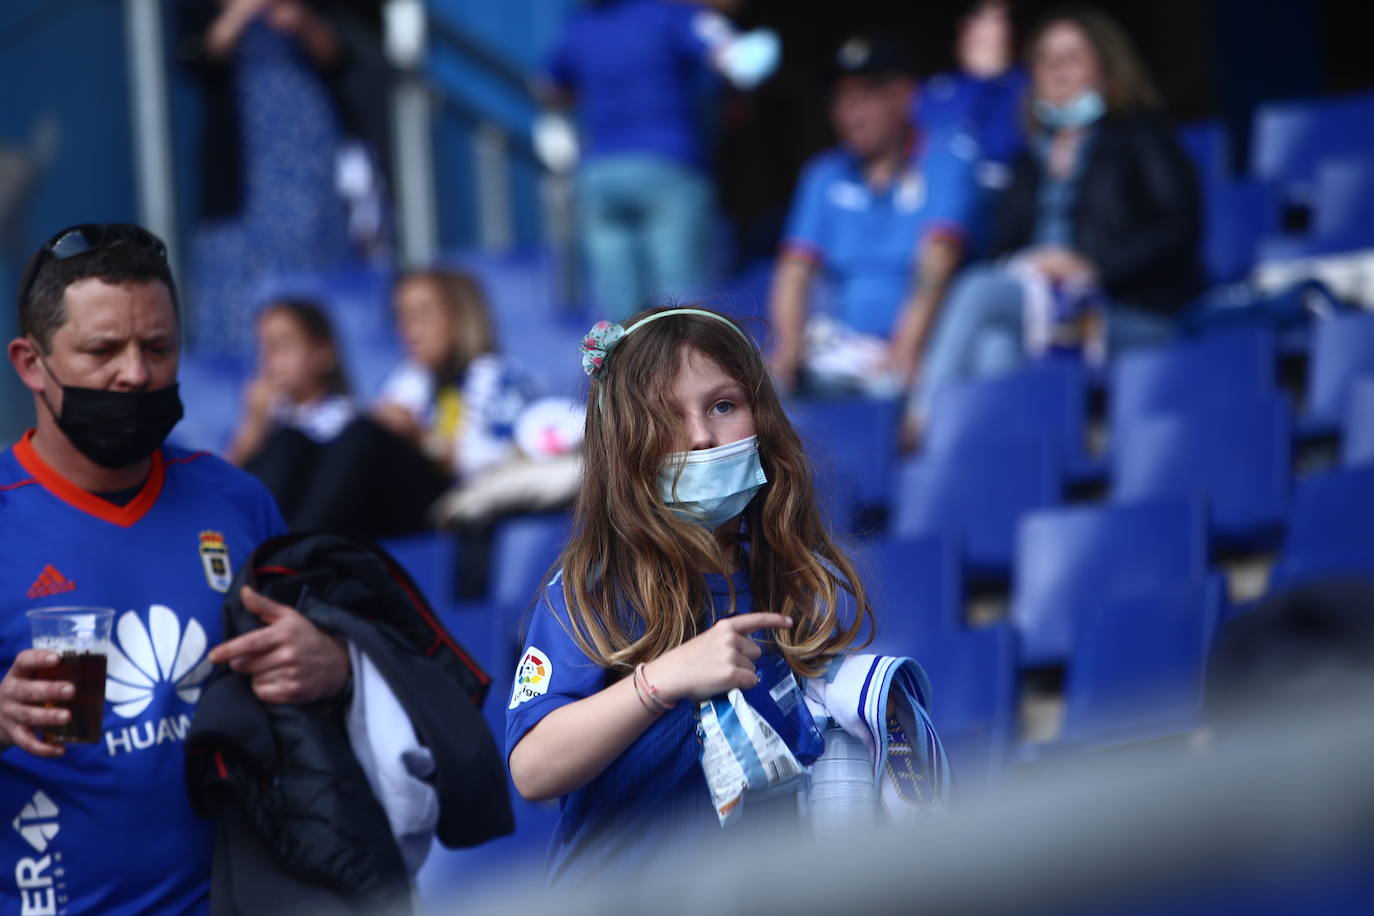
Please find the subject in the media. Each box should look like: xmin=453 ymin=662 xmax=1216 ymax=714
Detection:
xmin=26 ymin=607 xmax=114 ymax=744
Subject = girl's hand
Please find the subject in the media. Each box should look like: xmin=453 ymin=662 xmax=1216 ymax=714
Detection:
xmin=645 ymin=613 xmax=793 ymax=704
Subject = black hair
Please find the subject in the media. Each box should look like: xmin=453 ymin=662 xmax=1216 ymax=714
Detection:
xmin=18 ymin=234 xmax=179 ymax=353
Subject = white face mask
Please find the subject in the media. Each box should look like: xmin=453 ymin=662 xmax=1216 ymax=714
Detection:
xmin=658 ymin=435 xmax=768 ymax=530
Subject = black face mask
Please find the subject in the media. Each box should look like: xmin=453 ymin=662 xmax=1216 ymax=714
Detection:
xmin=39 ymin=360 xmax=184 ymax=469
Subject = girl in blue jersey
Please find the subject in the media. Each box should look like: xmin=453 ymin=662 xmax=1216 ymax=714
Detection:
xmin=506 ymin=306 xmax=874 ymax=882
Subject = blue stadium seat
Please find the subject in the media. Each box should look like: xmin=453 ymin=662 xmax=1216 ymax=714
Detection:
xmin=924 ymin=361 xmax=1097 ymax=481
xmin=1200 ymin=180 xmax=1277 ymax=285
xmin=1250 ymin=91 xmax=1374 ymax=192
xmin=1175 ymin=119 xmax=1228 ymax=188
xmin=1111 ymin=397 xmax=1292 ymax=550
xmin=852 ymin=535 xmax=1014 ymax=791
xmin=1342 ymin=376 xmax=1374 ymax=467
xmin=1011 ymin=496 xmax=1209 ymax=666
xmin=169 ymin=353 xmax=252 ymax=453
xmin=894 ymin=436 xmax=1062 ymax=580
xmin=1059 ymin=576 xmax=1226 ymax=747
xmin=917 ymin=621 xmax=1018 ymax=794
xmin=857 ymin=534 xmax=964 ymax=646
xmin=1270 ymin=465 xmax=1374 ymax=587
xmin=490 ymin=513 xmax=569 ymax=615
xmin=1109 ymin=326 xmax=1277 ymax=428
xmin=1304 ymin=311 xmax=1374 ymax=435
xmin=787 ymin=396 xmax=902 ymax=527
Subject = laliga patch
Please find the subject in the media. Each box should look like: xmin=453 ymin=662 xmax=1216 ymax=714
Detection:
xmin=509 ymin=647 xmax=551 ymax=709
xmin=198 ymin=531 xmax=232 ymax=593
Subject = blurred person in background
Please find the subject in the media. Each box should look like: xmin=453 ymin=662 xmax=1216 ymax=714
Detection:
xmin=912 ymin=6 xmax=1202 ymax=424
xmin=537 ymin=0 xmax=779 ymax=319
xmin=768 ymin=36 xmax=975 ymax=397
xmin=916 ymin=0 xmax=1029 ymax=256
xmin=290 ymin=267 xmax=533 ymax=543
xmin=227 ymin=298 xmax=355 ymax=526
xmin=177 ymin=0 xmax=354 ymax=356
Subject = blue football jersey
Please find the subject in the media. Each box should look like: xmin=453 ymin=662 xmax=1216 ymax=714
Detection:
xmin=0 ymin=433 xmax=284 ymax=916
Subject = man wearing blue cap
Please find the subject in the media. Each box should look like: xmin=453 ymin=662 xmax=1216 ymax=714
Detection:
xmin=769 ymin=36 xmax=976 ymax=397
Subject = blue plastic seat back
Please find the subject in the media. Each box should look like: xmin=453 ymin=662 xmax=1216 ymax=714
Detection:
xmin=1109 ymin=325 xmax=1277 ymax=432
xmin=1175 ymin=119 xmax=1228 ymax=188
xmin=1307 ymin=311 xmax=1374 ymax=430
xmin=1312 ymin=155 xmax=1374 ymax=242
xmin=1060 ymin=576 xmax=1226 ymax=746
xmin=1200 ymin=179 xmax=1277 ymax=285
xmin=788 ymin=396 xmax=902 ymax=514
xmin=490 ymin=513 xmax=570 ymax=614
xmin=1112 ymin=397 xmax=1292 ymax=548
xmin=917 ymin=622 xmax=1018 ymax=794
xmin=1250 ymin=91 xmax=1374 ymax=190
xmin=894 ymin=435 xmax=1062 ymax=578
xmin=1011 ymin=496 xmax=1209 ymax=667
xmin=925 ymin=361 xmax=1089 ymax=467
xmin=1342 ymin=376 xmax=1374 ymax=467
xmin=169 ymin=353 xmax=253 ymax=453
xmin=1270 ymin=466 xmax=1374 ymax=587
xmin=856 ymin=534 xmax=964 ymax=649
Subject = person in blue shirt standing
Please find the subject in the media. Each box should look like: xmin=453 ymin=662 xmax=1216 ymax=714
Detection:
xmin=916 ymin=0 xmax=1029 ymax=256
xmin=0 ymin=224 xmax=351 ymax=915
xmin=506 ymin=306 xmax=877 ymax=884
xmin=540 ymin=0 xmax=777 ymax=319
xmin=768 ymin=36 xmax=976 ymax=397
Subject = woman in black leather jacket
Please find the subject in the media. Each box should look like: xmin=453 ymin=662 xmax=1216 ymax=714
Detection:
xmin=913 ymin=7 xmax=1202 ymax=418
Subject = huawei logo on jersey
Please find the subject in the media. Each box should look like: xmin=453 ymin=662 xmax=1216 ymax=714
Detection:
xmin=105 ymin=605 xmax=212 ymax=719
xmin=26 ymin=564 xmax=76 ymax=599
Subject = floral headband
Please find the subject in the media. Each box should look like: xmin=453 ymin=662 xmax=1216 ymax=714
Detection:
xmin=580 ymin=308 xmax=752 ymax=380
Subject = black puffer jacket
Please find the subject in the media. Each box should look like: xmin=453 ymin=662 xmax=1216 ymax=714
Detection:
xmin=992 ymin=110 xmax=1205 ymax=314
xmin=185 ymin=533 xmax=513 ymax=914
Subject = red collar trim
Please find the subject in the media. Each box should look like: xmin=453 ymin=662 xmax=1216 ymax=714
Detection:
xmin=13 ymin=430 xmax=165 ymax=528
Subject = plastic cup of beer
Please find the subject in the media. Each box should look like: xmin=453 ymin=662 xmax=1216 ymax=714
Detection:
xmin=26 ymin=607 xmax=114 ymax=744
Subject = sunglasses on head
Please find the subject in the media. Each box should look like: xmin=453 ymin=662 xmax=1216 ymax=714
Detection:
xmin=18 ymin=223 xmax=169 ymax=310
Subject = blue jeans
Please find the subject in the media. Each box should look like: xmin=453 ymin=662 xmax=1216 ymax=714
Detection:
xmin=578 ymin=154 xmax=713 ymax=319
xmin=915 ymin=264 xmax=1177 ymax=416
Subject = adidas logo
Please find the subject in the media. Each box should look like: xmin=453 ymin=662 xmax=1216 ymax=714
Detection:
xmin=105 ymin=605 xmax=211 ymax=720
xmin=26 ymin=564 xmax=75 ymax=600
xmin=11 ymin=791 xmax=58 ymax=854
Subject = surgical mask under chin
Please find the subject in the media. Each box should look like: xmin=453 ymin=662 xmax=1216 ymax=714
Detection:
xmin=1033 ymin=88 xmax=1105 ymax=130
xmin=38 ymin=357 xmax=183 ymax=469
xmin=658 ymin=435 xmax=767 ymax=531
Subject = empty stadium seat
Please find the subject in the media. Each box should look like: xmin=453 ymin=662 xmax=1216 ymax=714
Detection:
xmin=1109 ymin=325 xmax=1277 ymax=432
xmin=788 ymin=396 xmax=902 ymax=528
xmin=1059 ymin=576 xmax=1226 ymax=747
xmin=1342 ymin=376 xmax=1374 ymax=467
xmin=1304 ymin=310 xmax=1374 ymax=435
xmin=1011 ymin=496 xmax=1209 ymax=666
xmin=1200 ymin=180 xmax=1277 ymax=285
xmin=924 ymin=361 xmax=1097 ymax=481
xmin=169 ymin=353 xmax=253 ymax=453
xmin=1250 ymin=91 xmax=1374 ymax=193
xmin=1111 ymin=397 xmax=1292 ymax=550
xmin=894 ymin=436 xmax=1062 ymax=580
xmin=854 ymin=535 xmax=1014 ymax=790
xmin=857 ymin=534 xmax=964 ymax=646
xmin=1270 ymin=465 xmax=1374 ymax=586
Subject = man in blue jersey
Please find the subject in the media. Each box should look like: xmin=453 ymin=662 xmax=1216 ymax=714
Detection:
xmin=0 ymin=224 xmax=349 ymax=915
xmin=768 ymin=36 xmax=975 ymax=396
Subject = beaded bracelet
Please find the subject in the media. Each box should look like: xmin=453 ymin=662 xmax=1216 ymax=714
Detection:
xmin=634 ymin=663 xmax=671 ymax=715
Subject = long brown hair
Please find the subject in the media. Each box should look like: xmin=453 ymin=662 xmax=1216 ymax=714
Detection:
xmin=555 ymin=306 xmax=872 ymax=679
xmin=396 ymin=267 xmax=497 ymax=377
xmin=1027 ymin=6 xmax=1162 ymax=114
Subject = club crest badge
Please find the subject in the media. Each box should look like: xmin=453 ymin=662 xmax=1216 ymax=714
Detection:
xmin=509 ymin=647 xmax=552 ymax=709
xmin=198 ymin=531 xmax=232 ymax=593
